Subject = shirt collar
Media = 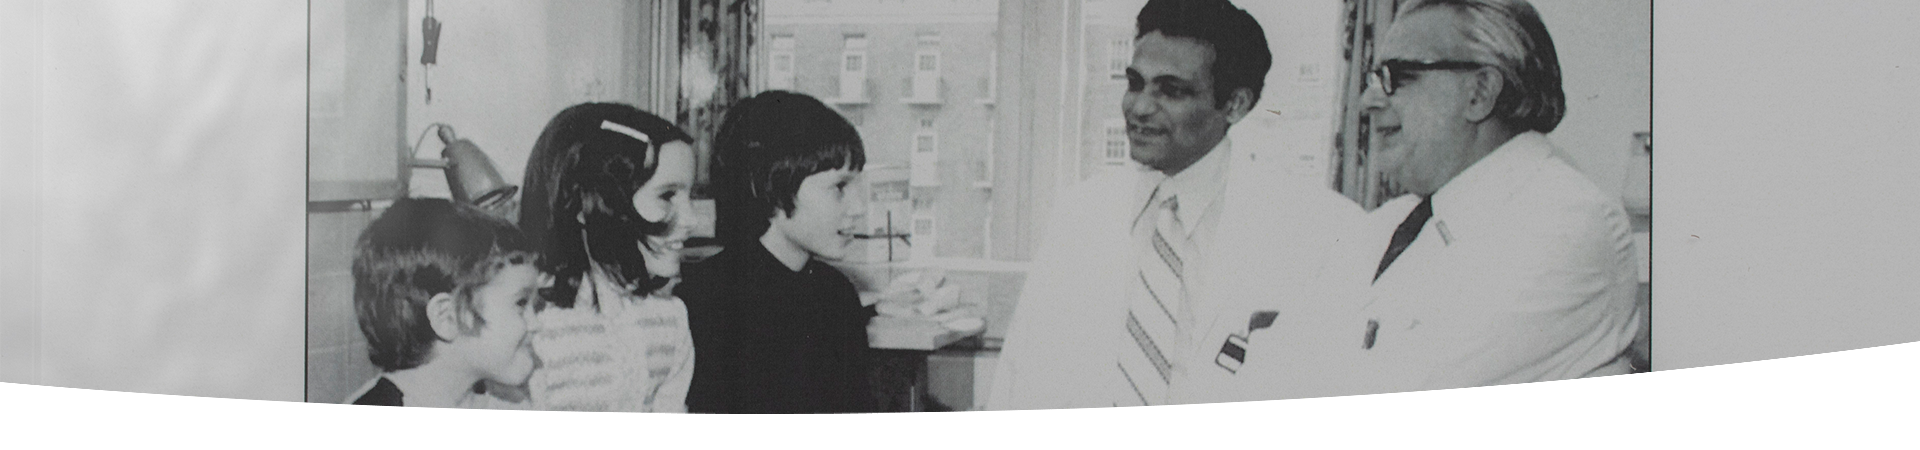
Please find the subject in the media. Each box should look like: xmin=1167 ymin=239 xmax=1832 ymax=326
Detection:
xmin=1429 ymin=131 xmax=1554 ymax=236
xmin=1134 ymin=138 xmax=1232 ymax=238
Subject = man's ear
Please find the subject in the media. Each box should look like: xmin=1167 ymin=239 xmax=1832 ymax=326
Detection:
xmin=1464 ymin=68 xmax=1504 ymax=123
xmin=426 ymin=292 xmax=463 ymax=342
xmin=1222 ymin=87 xmax=1256 ymax=125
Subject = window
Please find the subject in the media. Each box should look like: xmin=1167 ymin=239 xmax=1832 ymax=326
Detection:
xmin=911 ymin=130 xmax=939 ymax=187
xmin=908 ymin=33 xmax=941 ymax=103
xmin=858 ymin=164 xmax=910 ymax=263
xmin=768 ymin=35 xmax=796 ymax=90
xmin=911 ymin=212 xmax=937 ymax=261
xmin=838 ymin=34 xmax=868 ymax=102
xmin=1103 ymin=118 xmax=1129 ymax=165
xmin=757 ymin=0 xmax=1139 ymax=263
xmin=734 ymin=1 xmax=1371 ymax=350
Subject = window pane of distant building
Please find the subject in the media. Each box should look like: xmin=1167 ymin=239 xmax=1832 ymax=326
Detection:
xmin=912 ymin=130 xmax=939 ymax=187
xmin=1104 ymin=118 xmax=1128 ymax=165
xmin=911 ymin=213 xmax=937 ymax=261
xmin=770 ymin=35 xmax=796 ymax=90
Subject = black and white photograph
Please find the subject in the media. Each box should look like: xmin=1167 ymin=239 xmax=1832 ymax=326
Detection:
xmin=304 ymin=0 xmax=1652 ymax=412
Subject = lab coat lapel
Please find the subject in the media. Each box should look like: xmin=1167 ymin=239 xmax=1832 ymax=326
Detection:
xmin=1358 ymin=137 xmax=1560 ymax=387
xmin=1189 ymin=151 xmax=1304 ymax=372
xmin=1187 ymin=151 xmax=1251 ymax=361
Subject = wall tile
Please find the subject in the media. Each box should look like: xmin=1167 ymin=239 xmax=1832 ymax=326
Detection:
xmin=307 ymin=272 xmax=356 ymax=350
xmin=306 ymin=346 xmax=346 ymax=403
xmin=309 ymin=343 xmax=382 ymax=404
xmin=342 ymin=340 xmax=380 ymax=398
xmin=308 ymin=209 xmax=371 ymax=278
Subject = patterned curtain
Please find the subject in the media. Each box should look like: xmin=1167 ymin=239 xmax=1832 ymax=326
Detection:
xmin=1332 ymin=0 xmax=1404 ymax=210
xmin=678 ymin=0 xmax=759 ymax=197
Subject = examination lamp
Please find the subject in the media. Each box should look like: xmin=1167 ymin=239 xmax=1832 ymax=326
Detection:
xmin=409 ymin=123 xmax=518 ymax=210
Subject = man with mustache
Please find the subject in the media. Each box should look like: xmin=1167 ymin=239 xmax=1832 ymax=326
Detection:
xmin=987 ymin=0 xmax=1361 ymax=409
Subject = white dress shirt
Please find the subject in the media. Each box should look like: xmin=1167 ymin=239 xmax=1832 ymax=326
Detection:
xmin=988 ymin=138 xmax=1364 ymax=409
xmin=1293 ymin=131 xmax=1643 ymax=394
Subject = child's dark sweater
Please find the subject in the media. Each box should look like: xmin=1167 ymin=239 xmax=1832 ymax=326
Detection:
xmin=678 ymin=240 xmax=876 ymax=413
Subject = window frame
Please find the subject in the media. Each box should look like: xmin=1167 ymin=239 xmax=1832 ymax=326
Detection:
xmin=838 ymin=34 xmax=870 ymax=102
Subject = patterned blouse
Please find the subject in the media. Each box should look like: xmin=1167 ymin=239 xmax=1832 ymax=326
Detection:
xmin=526 ymin=266 xmax=695 ymax=412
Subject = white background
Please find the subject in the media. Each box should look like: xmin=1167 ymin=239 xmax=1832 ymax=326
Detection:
xmin=2 ymin=0 xmax=1919 ymax=444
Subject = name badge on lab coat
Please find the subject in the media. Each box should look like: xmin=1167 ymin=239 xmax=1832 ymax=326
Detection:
xmin=1214 ymin=311 xmax=1280 ymax=374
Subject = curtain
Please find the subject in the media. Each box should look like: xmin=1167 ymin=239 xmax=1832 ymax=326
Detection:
xmin=1332 ymin=0 xmax=1404 ymax=210
xmin=678 ymin=0 xmax=760 ymax=196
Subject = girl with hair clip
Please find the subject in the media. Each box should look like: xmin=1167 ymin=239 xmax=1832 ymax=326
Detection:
xmin=517 ymin=103 xmax=699 ymax=412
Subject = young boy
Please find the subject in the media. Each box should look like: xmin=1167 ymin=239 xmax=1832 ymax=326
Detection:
xmin=679 ymin=91 xmax=875 ymax=413
xmin=346 ymin=198 xmax=545 ymax=408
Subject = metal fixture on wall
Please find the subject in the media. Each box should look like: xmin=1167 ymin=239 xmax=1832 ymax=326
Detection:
xmin=407 ymin=123 xmax=518 ymax=212
xmin=420 ymin=0 xmax=441 ymax=104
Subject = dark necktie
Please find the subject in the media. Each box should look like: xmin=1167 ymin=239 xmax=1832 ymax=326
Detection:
xmin=1375 ymin=196 xmax=1433 ymax=282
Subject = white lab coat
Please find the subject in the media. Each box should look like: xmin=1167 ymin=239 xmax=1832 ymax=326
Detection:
xmin=985 ymin=140 xmax=1362 ymax=409
xmin=1238 ymin=132 xmax=1643 ymax=398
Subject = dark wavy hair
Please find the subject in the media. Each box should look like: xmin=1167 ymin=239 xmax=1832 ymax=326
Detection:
xmin=1136 ymin=0 xmax=1272 ymax=108
xmin=352 ymin=198 xmax=535 ymax=372
xmin=709 ymin=91 xmax=865 ymax=245
xmin=518 ymin=103 xmax=693 ymax=309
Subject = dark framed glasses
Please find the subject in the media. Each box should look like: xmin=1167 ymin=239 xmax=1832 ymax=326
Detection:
xmin=1367 ymin=59 xmax=1487 ymax=96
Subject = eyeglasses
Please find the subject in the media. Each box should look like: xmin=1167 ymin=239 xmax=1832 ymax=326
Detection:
xmin=1367 ymin=59 xmax=1487 ymax=96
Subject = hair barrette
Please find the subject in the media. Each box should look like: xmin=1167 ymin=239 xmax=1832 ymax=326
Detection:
xmin=599 ymin=120 xmax=652 ymax=144
xmin=600 ymin=120 xmax=657 ymax=168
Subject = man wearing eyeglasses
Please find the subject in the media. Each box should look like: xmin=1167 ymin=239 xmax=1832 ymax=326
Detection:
xmin=1252 ymin=0 xmax=1643 ymax=396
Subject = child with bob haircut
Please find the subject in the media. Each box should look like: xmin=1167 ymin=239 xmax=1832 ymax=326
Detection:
xmin=679 ymin=90 xmax=876 ymax=413
xmin=346 ymin=197 xmax=545 ymax=408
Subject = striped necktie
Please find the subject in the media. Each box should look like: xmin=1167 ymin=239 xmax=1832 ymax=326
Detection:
xmin=1118 ymin=188 xmax=1192 ymax=406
